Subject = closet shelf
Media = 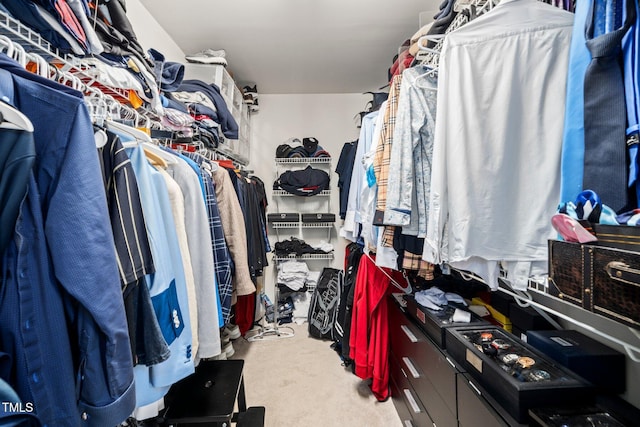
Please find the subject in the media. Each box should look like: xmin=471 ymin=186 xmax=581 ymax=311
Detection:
xmin=301 ymin=222 xmax=334 ymax=229
xmin=0 ymin=11 xmax=60 ymax=61
xmin=270 ymin=222 xmax=334 ymax=229
xmin=270 ymin=222 xmax=299 ymax=229
xmin=272 ymin=190 xmax=331 ymax=197
xmin=275 ymin=157 xmax=332 ymax=165
xmin=274 ymin=253 xmax=334 ymax=261
xmin=0 ymin=11 xmax=131 ymax=104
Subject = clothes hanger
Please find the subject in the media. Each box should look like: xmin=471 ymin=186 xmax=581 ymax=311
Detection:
xmin=0 ymin=99 xmax=34 ymax=132
xmin=143 ymin=146 xmax=168 ymax=168
xmin=0 ymin=35 xmax=14 ymax=58
xmin=364 ymin=252 xmax=412 ymax=294
xmin=0 ymin=44 xmax=33 ymax=132
xmin=108 ymin=116 xmax=153 ymax=144
xmin=142 ymin=142 xmax=178 ymax=165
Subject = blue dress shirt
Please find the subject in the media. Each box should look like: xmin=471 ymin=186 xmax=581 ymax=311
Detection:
xmin=560 ymin=0 xmax=592 ymax=203
xmin=0 ymin=53 xmax=135 ymax=426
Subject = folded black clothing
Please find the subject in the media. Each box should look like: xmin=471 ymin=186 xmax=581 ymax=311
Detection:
xmin=278 ymin=283 xmax=309 ymax=294
xmin=274 ymin=237 xmax=328 ymax=256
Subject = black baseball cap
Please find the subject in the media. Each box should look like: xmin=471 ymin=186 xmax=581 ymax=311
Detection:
xmin=303 ymin=137 xmax=319 ymax=154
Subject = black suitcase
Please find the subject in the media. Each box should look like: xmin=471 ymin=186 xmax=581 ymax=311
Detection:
xmin=548 ymin=239 xmax=640 ymax=329
xmin=301 ymin=213 xmax=335 ymax=223
xmin=267 ymin=213 xmax=299 ymax=223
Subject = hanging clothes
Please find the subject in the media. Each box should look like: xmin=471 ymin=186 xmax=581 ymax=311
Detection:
xmin=335 ymin=140 xmax=357 ymax=219
xmin=349 ymin=254 xmax=406 ymax=402
xmin=182 ymin=152 xmax=235 ymax=326
xmin=0 ymin=124 xmax=35 ymax=258
xmin=126 ymin=144 xmax=194 ymax=411
xmin=424 ymin=0 xmax=573 ymax=290
xmin=0 ymin=53 xmax=135 ymax=426
xmin=98 ymin=129 xmax=169 ymax=367
xmin=164 ymin=152 xmax=223 ymax=359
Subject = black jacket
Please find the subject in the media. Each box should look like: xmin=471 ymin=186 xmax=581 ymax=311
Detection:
xmin=274 ymin=166 xmax=329 ymax=196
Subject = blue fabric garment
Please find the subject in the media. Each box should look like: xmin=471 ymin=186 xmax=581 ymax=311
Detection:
xmin=179 ymin=80 xmax=238 ymax=139
xmin=0 ymin=376 xmax=40 ymax=426
xmin=171 ymin=150 xmax=223 ymax=327
xmin=560 ymin=0 xmax=591 ymax=204
xmin=0 ymin=53 xmax=135 ymax=427
xmin=583 ymin=0 xmax=636 ymax=211
xmin=623 ymin=0 xmax=640 ymax=204
xmin=126 ymin=145 xmax=195 ymax=407
xmin=0 ymin=128 xmax=35 ymax=257
xmin=182 ymin=153 xmax=234 ymax=325
xmin=190 ymin=103 xmax=220 ymax=122
xmin=414 ymin=287 xmax=448 ymax=311
xmin=1 ymin=0 xmax=78 ymax=54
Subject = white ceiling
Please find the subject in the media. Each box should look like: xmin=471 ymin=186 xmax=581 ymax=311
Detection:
xmin=139 ymin=0 xmax=439 ymax=94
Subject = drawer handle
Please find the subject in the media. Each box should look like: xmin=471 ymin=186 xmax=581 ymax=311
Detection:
xmin=606 ymin=261 xmax=640 ymax=288
xmin=401 ymin=325 xmax=418 ymax=343
xmin=403 ymin=389 xmax=421 ymax=414
xmin=468 ymin=380 xmax=482 ymax=396
xmin=404 ymin=421 xmax=414 ymax=427
xmin=445 ymin=356 xmax=456 ymax=368
xmin=402 ymin=357 xmax=420 ymax=379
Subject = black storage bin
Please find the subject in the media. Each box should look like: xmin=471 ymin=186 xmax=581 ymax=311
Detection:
xmin=509 ymin=303 xmax=554 ymax=332
xmin=404 ymin=293 xmax=488 ymax=349
xmin=530 ymin=394 xmax=640 ymax=427
xmin=267 ymin=213 xmax=299 ymax=223
xmin=301 ymin=213 xmax=335 ymax=223
xmin=445 ymin=326 xmax=594 ymax=423
xmin=490 ymin=291 xmax=515 ymax=318
xmin=548 ymin=239 xmax=640 ymax=330
xmin=527 ymin=329 xmax=625 ymax=394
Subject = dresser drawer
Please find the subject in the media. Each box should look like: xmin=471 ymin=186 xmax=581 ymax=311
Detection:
xmin=389 ymin=298 xmax=431 ymax=365
xmin=390 ymin=372 xmax=416 ymax=427
xmin=390 ymin=298 xmax=458 ymax=427
xmin=415 ymin=335 xmax=458 ymax=418
xmin=457 ymin=374 xmax=513 ymax=427
xmin=390 ymin=353 xmax=434 ymax=427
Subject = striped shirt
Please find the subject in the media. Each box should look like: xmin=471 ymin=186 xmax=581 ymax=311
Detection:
xmin=99 ymin=130 xmax=165 ymax=366
xmin=99 ymin=131 xmax=154 ymax=289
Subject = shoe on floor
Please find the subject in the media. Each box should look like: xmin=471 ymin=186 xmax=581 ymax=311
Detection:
xmin=223 ymin=340 xmax=235 ymax=358
xmin=224 ymin=323 xmax=241 ymax=340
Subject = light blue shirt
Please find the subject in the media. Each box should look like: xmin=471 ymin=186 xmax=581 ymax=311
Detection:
xmin=341 ymin=110 xmax=379 ymax=242
xmin=127 ymin=145 xmax=194 ymax=407
xmin=560 ymin=0 xmax=591 ymax=204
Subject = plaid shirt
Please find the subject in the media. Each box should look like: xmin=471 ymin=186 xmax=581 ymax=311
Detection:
xmin=183 ymin=152 xmax=234 ymax=325
xmin=402 ymin=251 xmax=435 ymax=280
xmin=374 ymin=74 xmax=402 ymax=220
xmin=373 ymin=75 xmax=402 ymax=247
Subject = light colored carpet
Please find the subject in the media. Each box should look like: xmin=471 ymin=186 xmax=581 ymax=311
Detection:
xmin=230 ymin=322 xmax=402 ymax=427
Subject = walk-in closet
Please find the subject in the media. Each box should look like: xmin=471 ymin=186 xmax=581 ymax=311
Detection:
xmin=1 ymin=1 xmax=640 ymax=426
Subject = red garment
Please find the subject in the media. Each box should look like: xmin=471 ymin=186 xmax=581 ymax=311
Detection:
xmin=235 ymin=293 xmax=256 ymax=336
xmin=349 ymin=254 xmax=405 ymax=401
xmin=216 ymin=159 xmax=236 ymax=169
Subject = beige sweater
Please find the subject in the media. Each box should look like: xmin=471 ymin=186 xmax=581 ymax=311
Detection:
xmin=212 ymin=167 xmax=256 ymax=296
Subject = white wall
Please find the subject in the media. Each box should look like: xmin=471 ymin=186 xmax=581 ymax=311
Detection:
xmin=125 ymin=0 xmax=186 ymax=62
xmin=250 ymin=93 xmax=369 ymax=301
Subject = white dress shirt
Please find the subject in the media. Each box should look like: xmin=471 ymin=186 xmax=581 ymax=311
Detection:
xmin=423 ymin=0 xmax=573 ymax=290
